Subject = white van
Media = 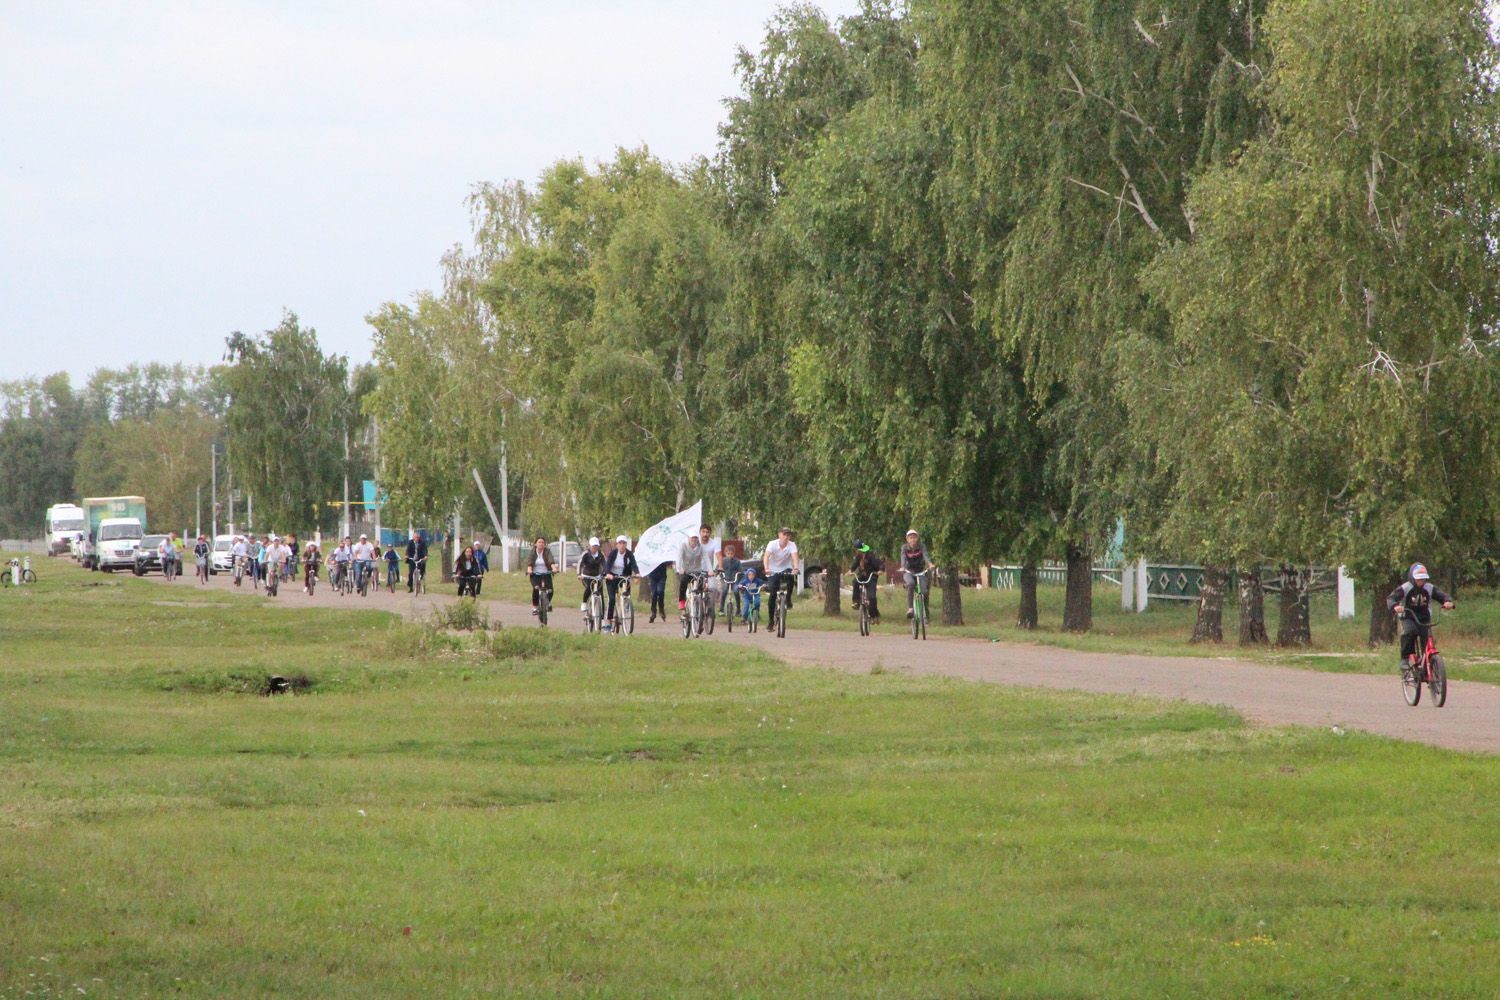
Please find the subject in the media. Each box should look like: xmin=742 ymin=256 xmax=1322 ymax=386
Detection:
xmin=95 ymin=517 xmax=145 ymax=572
xmin=45 ymin=504 xmax=87 ymax=555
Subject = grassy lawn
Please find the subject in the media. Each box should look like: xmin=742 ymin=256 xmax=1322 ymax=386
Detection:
xmin=6 ymin=559 xmax=1500 ymax=997
xmin=453 ymin=564 xmax=1500 ymax=685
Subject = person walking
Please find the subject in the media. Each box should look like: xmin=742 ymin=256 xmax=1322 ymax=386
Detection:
xmin=472 ymin=539 xmax=489 ymax=596
xmin=647 ymin=561 xmax=669 ymax=623
xmin=193 ymin=534 xmax=211 ymax=584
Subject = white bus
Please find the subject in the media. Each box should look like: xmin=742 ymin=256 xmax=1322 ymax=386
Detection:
xmin=44 ymin=503 xmax=87 ymax=556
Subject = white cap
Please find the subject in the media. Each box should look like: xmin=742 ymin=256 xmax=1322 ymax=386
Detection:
xmin=906 ymin=528 xmax=919 ymax=536
xmin=616 ymin=534 xmax=629 ymax=543
xmin=588 ymin=536 xmax=600 ymax=547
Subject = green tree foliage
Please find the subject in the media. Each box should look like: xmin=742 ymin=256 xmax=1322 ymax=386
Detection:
xmin=1133 ymin=0 xmax=1500 ymax=641
xmin=73 ymin=407 xmax=219 ymax=533
xmin=0 ymin=375 xmax=89 ymax=537
xmin=220 ymin=313 xmax=361 ymax=533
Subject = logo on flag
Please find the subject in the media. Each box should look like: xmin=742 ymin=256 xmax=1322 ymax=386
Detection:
xmin=634 ymin=500 xmax=703 ymax=578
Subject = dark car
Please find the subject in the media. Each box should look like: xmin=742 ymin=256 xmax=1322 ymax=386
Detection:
xmin=133 ymin=535 xmax=169 ymax=575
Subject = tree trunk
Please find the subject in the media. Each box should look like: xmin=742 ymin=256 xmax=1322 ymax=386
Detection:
xmin=822 ymin=564 xmax=842 ymax=617
xmin=940 ymin=562 xmax=964 ymax=625
xmin=1016 ymin=560 xmax=1038 ymax=630
xmin=1190 ymin=564 xmax=1228 ymax=644
xmin=1062 ymin=541 xmax=1092 ymax=633
xmin=1367 ymin=572 xmax=1401 ymax=648
xmin=1275 ymin=564 xmax=1311 ymax=646
xmin=1237 ymin=565 xmax=1268 ymax=646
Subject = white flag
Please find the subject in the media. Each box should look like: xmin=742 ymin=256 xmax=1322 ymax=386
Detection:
xmin=634 ymin=500 xmax=702 ymax=578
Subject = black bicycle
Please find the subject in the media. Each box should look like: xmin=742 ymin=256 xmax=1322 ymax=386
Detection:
xmin=723 ymin=571 xmax=742 ymax=633
xmin=769 ymin=571 xmax=795 ymax=639
xmin=854 ymin=572 xmax=877 ymax=637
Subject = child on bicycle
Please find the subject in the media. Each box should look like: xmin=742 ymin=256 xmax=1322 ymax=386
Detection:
xmin=738 ymin=567 xmax=764 ymax=623
xmin=1386 ymin=563 xmax=1454 ymax=673
xmin=384 ymin=544 xmax=400 ymax=590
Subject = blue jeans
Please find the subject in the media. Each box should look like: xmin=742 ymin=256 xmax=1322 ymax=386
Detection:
xmin=740 ymin=587 xmax=762 ymax=619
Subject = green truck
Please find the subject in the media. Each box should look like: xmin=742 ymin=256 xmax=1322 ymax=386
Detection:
xmin=81 ymin=496 xmax=148 ymax=571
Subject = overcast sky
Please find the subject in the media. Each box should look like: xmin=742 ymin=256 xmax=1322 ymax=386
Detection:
xmin=1 ymin=1 xmax=864 ymax=382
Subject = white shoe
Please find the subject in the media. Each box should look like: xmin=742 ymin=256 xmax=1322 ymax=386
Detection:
xmin=581 ymin=603 xmax=587 ymax=612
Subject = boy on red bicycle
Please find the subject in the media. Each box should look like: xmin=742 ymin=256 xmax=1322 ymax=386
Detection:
xmin=1386 ymin=563 xmax=1454 ymax=673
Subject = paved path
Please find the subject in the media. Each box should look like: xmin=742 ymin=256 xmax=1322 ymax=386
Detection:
xmin=164 ymin=569 xmax=1500 ymax=754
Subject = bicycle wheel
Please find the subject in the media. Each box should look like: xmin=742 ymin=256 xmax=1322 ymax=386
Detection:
xmin=727 ymin=594 xmax=736 ymax=633
xmin=920 ymin=595 xmax=928 ymax=640
xmin=538 ymin=592 xmax=549 ymax=627
xmin=706 ymin=599 xmax=716 ymax=635
xmin=859 ymin=601 xmax=869 ymax=637
xmin=1402 ymin=663 xmax=1422 ymax=706
xmin=682 ymin=602 xmax=693 ymax=639
xmin=1430 ymin=654 xmax=1447 ymax=708
xmin=776 ymin=596 xmax=786 ymax=639
xmin=22 ymin=569 xmax=36 ymax=585
xmin=624 ymin=596 xmax=635 ymax=635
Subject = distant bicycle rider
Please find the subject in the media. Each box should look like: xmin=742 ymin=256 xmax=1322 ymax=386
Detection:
xmin=1386 ymin=563 xmax=1454 ymax=674
xmin=900 ymin=529 xmax=934 ymax=619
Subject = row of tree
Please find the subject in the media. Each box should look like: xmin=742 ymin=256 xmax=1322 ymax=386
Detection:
xmin=363 ymin=0 xmax=1500 ymax=645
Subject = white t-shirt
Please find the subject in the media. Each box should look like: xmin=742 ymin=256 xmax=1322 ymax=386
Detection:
xmin=352 ymin=542 xmax=375 ymax=561
xmin=764 ymin=540 xmax=798 ymax=574
xmin=232 ymin=541 xmax=247 ymax=560
xmin=700 ymin=537 xmax=721 ymax=568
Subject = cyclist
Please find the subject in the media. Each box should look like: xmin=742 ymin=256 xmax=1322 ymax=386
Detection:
xmin=303 ymin=541 xmax=321 ymax=593
xmin=455 ymin=544 xmax=481 ymax=597
xmin=193 ymin=534 xmax=211 ymax=584
xmin=231 ymin=535 xmax=249 ymax=586
xmin=603 ymin=535 xmax=638 ymax=629
xmin=762 ymin=527 xmax=800 ymax=622
xmin=1387 ymin=563 xmax=1454 ymax=674
xmin=253 ymin=535 xmax=269 ymax=585
xmin=526 ymin=536 xmax=556 ymax=615
xmin=718 ymin=542 xmax=743 ymax=616
xmin=158 ymin=532 xmax=179 ymax=581
xmin=900 ymin=529 xmax=934 ymax=619
xmin=265 ymin=536 xmax=290 ymax=594
xmin=329 ymin=537 xmax=353 ymax=590
xmin=676 ymin=529 xmax=713 ymax=618
xmin=383 ymin=544 xmax=401 ymax=591
xmin=472 ymin=540 xmax=489 ymax=595
xmin=352 ymin=534 xmax=376 ymax=592
xmin=850 ymin=540 xmax=884 ymax=623
xmin=286 ymin=534 xmax=300 ymax=583
xmin=739 ymin=566 xmax=764 ymax=624
xmin=405 ymin=532 xmax=428 ymax=593
xmin=578 ymin=537 xmax=607 ymax=618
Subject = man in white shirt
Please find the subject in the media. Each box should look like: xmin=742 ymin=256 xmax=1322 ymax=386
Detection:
xmin=265 ymin=536 xmax=290 ymax=593
xmin=762 ymin=527 xmax=801 ymax=620
xmin=231 ymin=536 xmax=250 ymax=585
xmin=351 ymin=533 xmax=376 ymax=591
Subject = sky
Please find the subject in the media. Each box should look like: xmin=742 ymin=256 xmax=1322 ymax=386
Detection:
xmin=1 ymin=1 xmax=864 ymax=383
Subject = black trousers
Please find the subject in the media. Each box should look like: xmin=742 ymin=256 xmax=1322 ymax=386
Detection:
xmin=531 ymin=573 xmax=554 ymax=606
xmin=1400 ymin=622 xmax=1430 ymax=661
xmin=606 ymin=577 xmax=630 ymax=619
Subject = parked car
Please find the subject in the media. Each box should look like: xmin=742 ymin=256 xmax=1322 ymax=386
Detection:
xmin=133 ymin=535 xmax=169 ymax=575
xmin=211 ymin=534 xmax=236 ymax=574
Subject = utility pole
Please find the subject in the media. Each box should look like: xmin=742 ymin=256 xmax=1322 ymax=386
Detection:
xmin=499 ymin=441 xmax=510 ymax=572
xmin=228 ymin=471 xmax=235 ymax=536
xmin=210 ymin=443 xmax=218 ymax=539
xmin=342 ymin=427 xmax=350 ymax=540
xmin=196 ymin=485 xmax=201 ymax=539
xmin=247 ymin=491 xmax=253 ymax=533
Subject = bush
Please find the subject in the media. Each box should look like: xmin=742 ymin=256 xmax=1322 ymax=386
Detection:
xmin=386 ymin=621 xmax=464 ymax=658
xmin=481 ymin=627 xmax=590 ymax=661
xmin=430 ymin=598 xmax=490 ymax=632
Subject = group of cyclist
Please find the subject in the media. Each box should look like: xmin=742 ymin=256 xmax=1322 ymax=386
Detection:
xmin=211 ymin=531 xmax=436 ymax=597
xmin=518 ymin=524 xmax=937 ymax=633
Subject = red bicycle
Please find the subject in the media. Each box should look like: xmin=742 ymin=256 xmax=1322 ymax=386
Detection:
xmin=1400 ymin=614 xmax=1447 ymax=708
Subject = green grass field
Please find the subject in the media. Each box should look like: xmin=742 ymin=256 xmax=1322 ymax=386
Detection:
xmin=5 ymin=560 xmax=1500 ymax=998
